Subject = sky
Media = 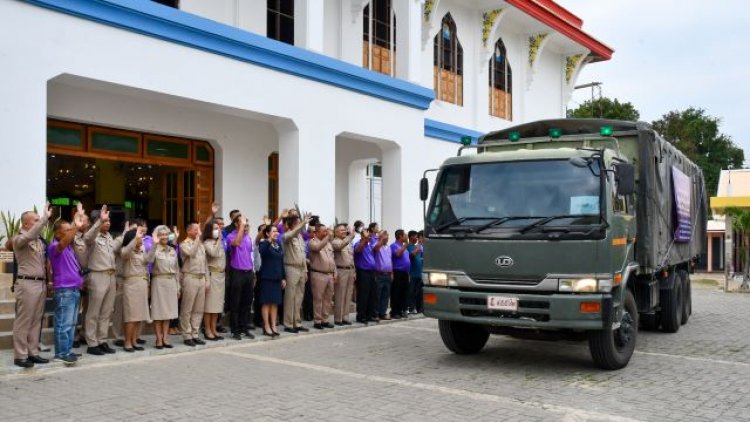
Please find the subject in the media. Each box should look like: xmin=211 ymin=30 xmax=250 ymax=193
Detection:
xmin=557 ymin=0 xmax=749 ymax=159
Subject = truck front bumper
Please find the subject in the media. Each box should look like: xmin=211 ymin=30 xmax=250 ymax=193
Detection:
xmin=423 ymin=287 xmax=611 ymax=330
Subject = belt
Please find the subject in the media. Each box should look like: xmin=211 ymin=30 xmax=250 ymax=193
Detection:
xmin=208 ymin=267 xmax=225 ymax=273
xmin=337 ymin=266 xmax=354 ymax=270
xmin=183 ymin=272 xmax=206 ymax=278
xmin=17 ymin=275 xmax=45 ymax=281
xmin=311 ymin=269 xmax=335 ymax=275
xmin=152 ymin=273 xmax=176 ymax=278
xmin=285 ymin=263 xmax=306 ymax=269
xmin=125 ymin=275 xmax=148 ymax=281
xmin=90 ymin=269 xmax=116 ymax=274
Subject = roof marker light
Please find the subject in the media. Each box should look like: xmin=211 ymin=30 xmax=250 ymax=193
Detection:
xmin=600 ymin=126 xmax=614 ymax=137
xmin=548 ymin=128 xmax=562 ymax=139
xmin=508 ymin=131 xmax=521 ymax=142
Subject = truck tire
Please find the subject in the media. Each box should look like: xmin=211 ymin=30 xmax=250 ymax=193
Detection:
xmin=588 ymin=290 xmax=638 ymax=370
xmin=438 ymin=320 xmax=489 ymax=355
xmin=660 ymin=273 xmax=683 ymax=333
xmin=680 ymin=270 xmax=691 ymax=325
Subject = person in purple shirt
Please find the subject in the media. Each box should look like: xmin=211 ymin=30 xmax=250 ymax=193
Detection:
xmin=389 ymin=229 xmax=411 ymax=319
xmin=48 ymin=219 xmax=85 ymax=365
xmin=225 ymin=214 xmax=256 ymax=340
xmin=373 ymin=230 xmax=393 ymax=320
xmin=354 ymin=224 xmax=378 ymax=324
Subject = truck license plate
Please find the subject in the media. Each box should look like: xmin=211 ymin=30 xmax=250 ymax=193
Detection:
xmin=487 ymin=296 xmax=518 ymax=312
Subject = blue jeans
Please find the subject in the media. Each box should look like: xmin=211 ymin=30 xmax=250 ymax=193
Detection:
xmin=409 ymin=276 xmax=424 ymax=312
xmin=54 ymin=288 xmax=80 ymax=358
xmin=376 ymin=273 xmax=391 ymax=317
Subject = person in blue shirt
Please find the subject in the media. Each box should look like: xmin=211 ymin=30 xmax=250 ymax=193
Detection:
xmin=406 ymin=230 xmax=424 ymax=314
xmin=258 ymin=224 xmax=285 ymax=337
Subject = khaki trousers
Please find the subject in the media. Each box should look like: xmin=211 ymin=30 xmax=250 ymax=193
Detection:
xmin=180 ymin=275 xmax=206 ymax=340
xmin=334 ymin=268 xmax=355 ymax=323
xmin=311 ymin=272 xmax=334 ymax=324
xmin=283 ymin=265 xmax=306 ymax=327
xmin=85 ymin=271 xmax=116 ymax=347
xmin=12 ymin=279 xmax=46 ymax=359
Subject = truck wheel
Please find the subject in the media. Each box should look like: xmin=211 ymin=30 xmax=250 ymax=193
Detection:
xmin=660 ymin=272 xmax=683 ymax=333
xmin=588 ymin=290 xmax=638 ymax=370
xmin=640 ymin=312 xmax=660 ymax=331
xmin=438 ymin=320 xmax=489 ymax=355
xmin=680 ymin=270 xmax=691 ymax=325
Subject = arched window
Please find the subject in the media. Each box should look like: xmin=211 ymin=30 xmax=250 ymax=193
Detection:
xmin=433 ymin=14 xmax=463 ymax=106
xmin=363 ymin=0 xmax=396 ymax=76
xmin=489 ymin=38 xmax=512 ymax=120
xmin=267 ymin=0 xmax=294 ymax=45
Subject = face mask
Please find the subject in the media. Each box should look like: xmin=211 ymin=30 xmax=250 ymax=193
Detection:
xmin=213 ymin=229 xmax=220 ymax=239
xmin=168 ymin=233 xmax=176 ymax=242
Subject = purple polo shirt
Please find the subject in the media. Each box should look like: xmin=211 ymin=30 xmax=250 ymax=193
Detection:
xmin=374 ymin=242 xmax=393 ymax=273
xmin=143 ymin=235 xmax=154 ymax=273
xmin=226 ymin=230 xmax=254 ymax=271
xmin=354 ymin=237 xmax=376 ymax=271
xmin=48 ymin=240 xmax=84 ymax=289
xmin=277 ymin=223 xmax=285 ymax=237
xmin=390 ymin=242 xmax=411 ymax=273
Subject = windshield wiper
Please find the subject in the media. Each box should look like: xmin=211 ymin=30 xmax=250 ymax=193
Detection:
xmin=434 ymin=217 xmax=493 ymax=232
xmin=518 ymin=215 xmax=591 ymax=234
xmin=465 ymin=216 xmax=538 ymax=233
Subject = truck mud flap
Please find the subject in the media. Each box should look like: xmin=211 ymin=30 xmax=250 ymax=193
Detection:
xmin=601 ymin=297 xmax=613 ymax=329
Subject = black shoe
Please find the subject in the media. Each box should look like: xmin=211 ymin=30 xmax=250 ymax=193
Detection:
xmin=392 ymin=314 xmax=402 ymax=320
xmin=114 ymin=339 xmax=125 ymax=347
xmin=263 ymin=328 xmax=274 ymax=337
xmin=216 ymin=326 xmax=227 ymax=333
xmin=313 ymin=323 xmax=324 ymax=330
xmin=155 ymin=345 xmax=164 ymax=350
xmin=28 ymin=355 xmax=49 ymax=364
xmin=204 ymin=335 xmax=219 ymax=341
xmin=133 ymin=346 xmax=145 ymax=351
xmin=193 ymin=338 xmax=206 ymax=345
xmin=54 ymin=355 xmax=78 ymax=366
xmin=87 ymin=346 xmax=105 ymax=356
xmin=322 ymin=322 xmax=334 ymax=328
xmin=243 ymin=332 xmax=255 ymax=340
xmin=271 ymin=330 xmax=280 ymax=337
xmin=284 ymin=327 xmax=298 ymax=334
xmin=135 ymin=338 xmax=146 ymax=345
xmin=184 ymin=339 xmax=196 ymax=347
xmin=296 ymin=326 xmax=309 ymax=332
xmin=232 ymin=333 xmax=242 ymax=340
xmin=163 ymin=343 xmax=174 ymax=349
xmin=342 ymin=321 xmax=353 ymax=325
xmin=123 ymin=347 xmax=135 ymax=353
xmin=99 ymin=343 xmax=116 ymax=354
xmin=14 ymin=359 xmax=34 ymax=368
xmin=335 ymin=321 xmax=344 ymax=326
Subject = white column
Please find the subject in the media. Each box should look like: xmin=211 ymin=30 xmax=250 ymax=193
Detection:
xmin=277 ymin=119 xmax=336 ymax=224
xmin=380 ymin=145 xmax=403 ymax=232
xmin=348 ymin=159 xmax=376 ymax=225
xmin=394 ymin=0 xmax=423 ymax=83
xmin=236 ymin=0 xmax=266 ymax=35
xmin=339 ymin=0 xmax=366 ymax=66
xmin=295 ymin=0 xmax=325 ymax=52
xmin=0 ymin=73 xmax=46 ymax=220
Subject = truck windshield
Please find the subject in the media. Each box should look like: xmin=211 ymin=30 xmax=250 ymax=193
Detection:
xmin=426 ymin=159 xmax=602 ymax=233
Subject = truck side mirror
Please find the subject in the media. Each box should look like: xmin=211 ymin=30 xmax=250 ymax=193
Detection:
xmin=420 ymin=177 xmax=429 ymax=201
xmin=614 ymin=163 xmax=635 ymax=196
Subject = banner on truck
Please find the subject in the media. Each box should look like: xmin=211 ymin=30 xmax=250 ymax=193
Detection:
xmin=672 ymin=166 xmax=692 ymax=242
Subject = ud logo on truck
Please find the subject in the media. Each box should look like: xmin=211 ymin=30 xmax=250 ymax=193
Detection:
xmin=495 ymin=256 xmax=514 ymax=267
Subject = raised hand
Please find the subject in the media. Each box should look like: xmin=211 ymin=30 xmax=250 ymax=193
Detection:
xmin=172 ymin=226 xmax=180 ymax=239
xmin=44 ymin=202 xmax=53 ymax=219
xmin=123 ymin=220 xmax=131 ymax=232
xmin=211 ymin=202 xmax=219 ymax=216
xmin=76 ymin=202 xmax=85 ymax=217
xmin=100 ymin=204 xmax=110 ymax=222
xmin=303 ymin=212 xmax=312 ymax=223
xmin=263 ymin=215 xmax=272 ymax=226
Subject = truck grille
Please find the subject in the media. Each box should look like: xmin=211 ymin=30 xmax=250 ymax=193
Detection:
xmin=469 ymin=275 xmax=544 ymax=286
xmin=460 ymin=309 xmax=550 ymax=322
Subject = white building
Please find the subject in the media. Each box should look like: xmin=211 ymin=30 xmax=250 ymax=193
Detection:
xmin=0 ymin=0 xmax=612 ymax=233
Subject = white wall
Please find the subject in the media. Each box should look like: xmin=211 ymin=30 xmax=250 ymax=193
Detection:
xmin=524 ymin=50 xmax=565 ymax=122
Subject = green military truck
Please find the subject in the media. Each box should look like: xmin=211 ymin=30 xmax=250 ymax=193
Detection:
xmin=419 ymin=119 xmax=707 ymax=369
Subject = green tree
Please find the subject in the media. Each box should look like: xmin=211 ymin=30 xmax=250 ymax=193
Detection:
xmin=725 ymin=207 xmax=750 ymax=289
xmin=567 ymin=97 xmax=640 ymax=121
xmin=652 ymin=107 xmax=744 ymax=198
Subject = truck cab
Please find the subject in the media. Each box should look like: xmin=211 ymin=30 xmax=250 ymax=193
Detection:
xmin=420 ymin=119 xmax=705 ymax=369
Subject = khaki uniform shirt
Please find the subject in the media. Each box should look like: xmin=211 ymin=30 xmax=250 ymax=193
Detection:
xmin=283 ymin=224 xmax=307 ymax=269
xmin=180 ymin=237 xmax=207 ymax=276
xmin=332 ymin=234 xmax=355 ymax=268
xmin=120 ymin=239 xmax=148 ymax=278
xmin=84 ymin=219 xmax=122 ymax=272
xmin=204 ymin=239 xmax=226 ymax=272
xmin=73 ymin=232 xmax=88 ymax=269
xmin=308 ymin=237 xmax=336 ymax=274
xmin=12 ymin=213 xmax=49 ymax=278
xmin=147 ymin=244 xmax=179 ymax=275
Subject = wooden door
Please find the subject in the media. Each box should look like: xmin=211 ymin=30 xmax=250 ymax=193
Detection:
xmin=162 ymin=167 xmax=213 ymax=236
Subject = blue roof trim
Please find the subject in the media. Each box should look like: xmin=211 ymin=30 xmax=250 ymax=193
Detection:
xmin=424 ymin=119 xmax=484 ymax=144
xmin=24 ymin=0 xmax=434 ymax=110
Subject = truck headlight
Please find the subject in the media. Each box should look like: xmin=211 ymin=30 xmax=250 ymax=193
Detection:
xmin=559 ymin=278 xmax=613 ymax=293
xmin=424 ymin=272 xmax=458 ymax=287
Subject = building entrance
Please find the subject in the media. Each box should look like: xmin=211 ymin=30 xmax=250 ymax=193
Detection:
xmin=46 ymin=119 xmax=214 ymax=235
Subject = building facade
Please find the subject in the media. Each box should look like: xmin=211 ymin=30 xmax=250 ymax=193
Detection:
xmin=0 ymin=0 xmax=612 ymax=233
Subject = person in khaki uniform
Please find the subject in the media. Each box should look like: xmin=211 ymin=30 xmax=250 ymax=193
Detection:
xmin=11 ymin=203 xmax=52 ymax=368
xmin=82 ymin=205 xmax=121 ymax=356
xmin=332 ymin=224 xmax=355 ymax=326
xmin=282 ymin=212 xmax=312 ymax=333
xmin=147 ymin=225 xmax=179 ymax=349
xmin=308 ymin=223 xmax=336 ymax=329
xmin=203 ymin=220 xmax=226 ymax=341
xmin=180 ymin=222 xmax=208 ymax=347
xmin=120 ymin=226 xmax=150 ymax=352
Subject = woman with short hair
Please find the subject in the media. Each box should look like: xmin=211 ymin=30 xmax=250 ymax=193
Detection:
xmin=258 ymin=225 xmax=285 ymax=337
xmin=120 ymin=227 xmax=150 ymax=352
xmin=147 ymin=225 xmax=179 ymax=349
xmin=203 ymin=220 xmax=226 ymax=341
